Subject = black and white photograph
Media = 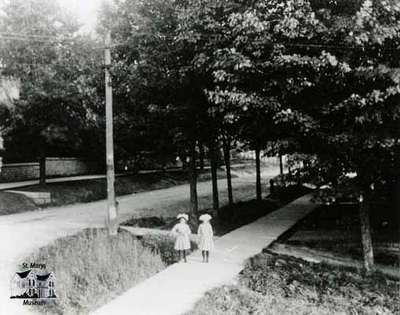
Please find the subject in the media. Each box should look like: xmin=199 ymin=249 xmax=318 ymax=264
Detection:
xmin=0 ymin=0 xmax=399 ymax=314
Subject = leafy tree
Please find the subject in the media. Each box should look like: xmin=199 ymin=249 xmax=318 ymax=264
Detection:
xmin=273 ymin=0 xmax=400 ymax=271
xmin=99 ymin=0 xmax=216 ymax=214
xmin=179 ymin=0 xmax=400 ymax=271
xmin=178 ymin=0 xmax=320 ymax=200
xmin=0 ymin=0 xmax=104 ymax=182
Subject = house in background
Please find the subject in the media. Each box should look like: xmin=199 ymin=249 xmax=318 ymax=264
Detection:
xmin=10 ymin=270 xmax=56 ymax=299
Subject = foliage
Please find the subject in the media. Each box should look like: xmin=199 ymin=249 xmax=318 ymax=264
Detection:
xmin=98 ymin=0 xmax=213 ymax=165
xmin=0 ymin=0 xmax=104 ymax=162
xmin=2 ymin=0 xmax=399 ymax=221
xmin=242 ymin=252 xmax=400 ymax=314
xmin=177 ymin=0 xmax=400 ymax=203
xmin=186 ymin=285 xmax=333 ymax=315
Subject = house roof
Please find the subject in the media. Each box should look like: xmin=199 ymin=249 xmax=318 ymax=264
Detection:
xmin=16 ymin=270 xmax=31 ymax=279
xmin=36 ymin=273 xmax=51 ymax=281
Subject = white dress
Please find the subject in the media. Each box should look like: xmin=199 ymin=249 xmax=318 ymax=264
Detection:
xmin=171 ymin=222 xmax=191 ymax=250
xmin=198 ymin=222 xmax=214 ymax=251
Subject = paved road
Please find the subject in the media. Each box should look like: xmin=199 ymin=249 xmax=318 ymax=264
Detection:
xmin=0 ymin=168 xmax=278 ymax=315
xmin=93 ymin=194 xmax=318 ymax=315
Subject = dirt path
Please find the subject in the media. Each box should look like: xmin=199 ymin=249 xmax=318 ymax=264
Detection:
xmin=0 ymin=169 xmax=278 ymax=315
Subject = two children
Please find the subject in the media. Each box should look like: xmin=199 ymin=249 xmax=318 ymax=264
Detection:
xmin=171 ymin=213 xmax=214 ymax=263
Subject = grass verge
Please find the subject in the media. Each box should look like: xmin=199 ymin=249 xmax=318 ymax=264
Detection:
xmin=0 ymin=191 xmax=37 ymax=215
xmin=186 ymin=251 xmax=400 ymax=315
xmin=23 ymin=228 xmax=189 ymax=315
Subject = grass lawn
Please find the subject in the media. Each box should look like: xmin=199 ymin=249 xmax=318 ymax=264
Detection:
xmin=187 ymin=251 xmax=400 ymax=315
xmin=277 ymin=203 xmax=400 ymax=269
xmin=0 ymin=169 xmax=229 ymax=215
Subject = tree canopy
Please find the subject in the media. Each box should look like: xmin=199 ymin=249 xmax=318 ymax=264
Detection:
xmin=0 ymin=0 xmax=104 ymax=162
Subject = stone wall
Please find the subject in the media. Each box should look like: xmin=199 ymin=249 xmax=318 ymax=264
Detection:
xmin=0 ymin=157 xmax=103 ymax=182
xmin=0 ymin=162 xmax=39 ymax=182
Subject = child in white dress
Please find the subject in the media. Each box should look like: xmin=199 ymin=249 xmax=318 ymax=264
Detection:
xmin=198 ymin=214 xmax=214 ymax=263
xmin=171 ymin=213 xmax=191 ymax=262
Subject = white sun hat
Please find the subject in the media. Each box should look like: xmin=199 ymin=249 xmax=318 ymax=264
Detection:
xmin=199 ymin=214 xmax=212 ymax=222
xmin=177 ymin=213 xmax=189 ymax=221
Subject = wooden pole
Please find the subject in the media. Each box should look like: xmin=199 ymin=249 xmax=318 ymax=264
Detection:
xmin=105 ymin=31 xmax=117 ymax=236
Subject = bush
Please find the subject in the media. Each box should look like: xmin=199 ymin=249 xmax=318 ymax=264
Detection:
xmin=240 ymin=252 xmax=400 ymax=314
xmin=186 ymin=285 xmax=333 ymax=315
xmin=26 ymin=229 xmax=165 ymax=314
xmin=123 ymin=216 xmax=166 ymax=228
xmin=141 ymin=234 xmax=198 ymax=265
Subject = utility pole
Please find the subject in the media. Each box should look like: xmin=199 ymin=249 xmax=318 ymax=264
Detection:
xmin=105 ymin=31 xmax=118 ymax=236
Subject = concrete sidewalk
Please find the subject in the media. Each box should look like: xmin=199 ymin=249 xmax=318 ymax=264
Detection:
xmin=93 ymin=193 xmax=318 ymax=315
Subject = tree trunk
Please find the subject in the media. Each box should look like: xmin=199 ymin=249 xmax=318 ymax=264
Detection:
xmin=395 ymin=181 xmax=400 ymax=239
xmin=223 ymin=137 xmax=233 ymax=205
xmin=279 ymin=154 xmax=284 ymax=175
xmin=359 ymin=193 xmax=374 ymax=272
xmin=255 ymin=146 xmax=262 ymax=201
xmin=210 ymin=141 xmax=219 ymax=211
xmin=39 ymin=155 xmax=46 ymax=185
xmin=189 ymin=144 xmax=198 ymax=215
xmin=199 ymin=143 xmax=205 ymax=170
xmin=180 ymin=153 xmax=188 ymax=170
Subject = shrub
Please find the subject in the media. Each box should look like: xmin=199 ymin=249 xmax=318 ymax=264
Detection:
xmin=186 ymin=285 xmax=333 ymax=315
xmin=26 ymin=229 xmax=165 ymax=314
xmin=240 ymin=252 xmax=400 ymax=314
xmin=123 ymin=216 xmax=166 ymax=228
